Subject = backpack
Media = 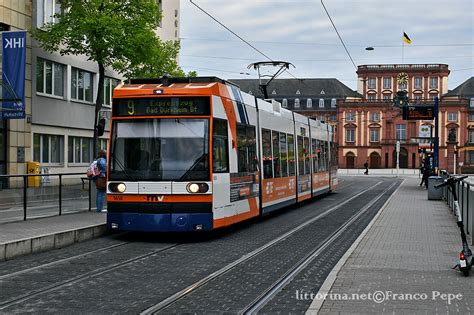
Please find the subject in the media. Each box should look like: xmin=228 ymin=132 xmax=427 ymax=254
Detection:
xmin=87 ymin=160 xmax=100 ymax=178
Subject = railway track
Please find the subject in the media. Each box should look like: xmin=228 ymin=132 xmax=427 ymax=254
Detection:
xmin=0 ymin=178 xmax=396 ymax=314
xmin=140 ymin=180 xmax=397 ymax=314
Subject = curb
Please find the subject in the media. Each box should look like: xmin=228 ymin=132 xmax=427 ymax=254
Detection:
xmin=305 ymin=179 xmax=406 ymax=314
xmin=0 ymin=224 xmax=107 ymax=262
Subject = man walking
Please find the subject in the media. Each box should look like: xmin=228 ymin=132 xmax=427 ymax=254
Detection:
xmin=364 ymin=159 xmax=369 ymax=175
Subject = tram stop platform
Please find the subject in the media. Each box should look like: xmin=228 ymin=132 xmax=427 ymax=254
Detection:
xmin=307 ymin=177 xmax=474 ymax=314
xmin=0 ymin=212 xmax=106 ymax=261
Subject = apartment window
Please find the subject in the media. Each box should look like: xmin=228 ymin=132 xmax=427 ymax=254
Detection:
xmin=330 ymin=114 xmax=337 ymax=121
xmin=429 ymin=77 xmax=438 ymax=89
xmin=33 ymin=134 xmax=64 ymax=164
xmin=367 ymin=78 xmax=376 ymax=89
xmin=414 ymin=77 xmax=422 ymax=89
xmin=470 ymin=98 xmax=474 ymax=108
xmin=36 ymin=58 xmax=65 ymax=97
xmin=448 ymin=112 xmax=458 ymax=122
xmin=346 ymin=129 xmax=355 ymax=143
xmin=68 ymin=136 xmax=93 ymax=164
xmin=104 ymin=77 xmax=120 ymax=106
xmin=71 ymin=68 xmax=93 ymax=102
xmin=319 ymin=98 xmax=324 ymax=108
xmin=469 ymin=130 xmax=474 ymax=143
xmin=370 ymin=112 xmax=380 ymax=122
xmin=370 ymin=128 xmax=380 ymax=142
xmin=37 ymin=0 xmax=62 ymax=26
xmin=307 ymin=98 xmax=313 ymax=108
xmin=282 ymin=99 xmax=288 ymax=108
xmin=294 ymin=98 xmax=300 ymax=108
xmin=331 ymin=98 xmax=336 ymax=107
xmin=346 ymin=112 xmax=355 ymax=121
xmin=383 ymin=77 xmax=391 ymax=89
xmin=383 ymin=94 xmax=391 ymax=101
xmin=469 ymin=151 xmax=474 ymax=164
xmin=414 ymin=95 xmax=422 ymax=100
xmin=396 ymin=124 xmax=406 ymax=140
xmin=469 ymin=114 xmax=474 ymax=122
xmin=368 ymin=95 xmax=376 ymax=101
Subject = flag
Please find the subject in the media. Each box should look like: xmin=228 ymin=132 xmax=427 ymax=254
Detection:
xmin=403 ymin=32 xmax=412 ymax=44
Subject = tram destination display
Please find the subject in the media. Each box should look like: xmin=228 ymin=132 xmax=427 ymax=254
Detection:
xmin=402 ymin=105 xmax=435 ymax=120
xmin=113 ymin=97 xmax=210 ymax=116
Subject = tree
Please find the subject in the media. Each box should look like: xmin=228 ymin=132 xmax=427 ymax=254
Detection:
xmin=32 ymin=0 xmax=188 ymax=155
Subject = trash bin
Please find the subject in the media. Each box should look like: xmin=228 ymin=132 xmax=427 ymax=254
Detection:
xmin=27 ymin=161 xmax=41 ymax=187
xmin=428 ymin=176 xmax=443 ymax=200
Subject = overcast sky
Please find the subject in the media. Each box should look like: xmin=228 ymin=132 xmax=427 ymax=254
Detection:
xmin=179 ymin=0 xmax=473 ymax=91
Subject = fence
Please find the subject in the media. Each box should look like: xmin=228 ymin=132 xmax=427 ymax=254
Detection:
xmin=440 ymin=171 xmax=474 ymax=244
xmin=0 ymin=172 xmax=98 ymax=224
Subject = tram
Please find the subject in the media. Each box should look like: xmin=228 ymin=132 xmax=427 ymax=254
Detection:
xmin=106 ymin=77 xmax=338 ymax=232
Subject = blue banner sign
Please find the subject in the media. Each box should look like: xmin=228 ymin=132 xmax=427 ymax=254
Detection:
xmin=1 ymin=31 xmax=26 ymax=119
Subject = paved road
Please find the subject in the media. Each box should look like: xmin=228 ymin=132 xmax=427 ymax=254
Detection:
xmin=0 ymin=177 xmax=399 ymax=313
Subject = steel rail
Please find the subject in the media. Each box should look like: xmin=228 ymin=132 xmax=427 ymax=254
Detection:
xmin=242 ymin=181 xmax=398 ymax=314
xmin=0 ymin=243 xmax=180 ymax=310
xmin=140 ymin=181 xmax=385 ymax=314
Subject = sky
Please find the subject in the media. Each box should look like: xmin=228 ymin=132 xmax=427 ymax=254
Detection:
xmin=179 ymin=0 xmax=473 ymax=91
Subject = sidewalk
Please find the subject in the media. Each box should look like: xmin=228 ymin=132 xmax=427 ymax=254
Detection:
xmin=0 ymin=211 xmax=106 ymax=261
xmin=308 ymin=177 xmax=474 ymax=313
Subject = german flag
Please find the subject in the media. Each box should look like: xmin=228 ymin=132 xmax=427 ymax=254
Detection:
xmin=403 ymin=32 xmax=412 ymax=44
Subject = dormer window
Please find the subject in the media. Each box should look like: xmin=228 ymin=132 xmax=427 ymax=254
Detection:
xmin=319 ymin=98 xmax=324 ymax=108
xmin=294 ymin=98 xmax=300 ymax=108
xmin=307 ymin=98 xmax=312 ymax=108
xmin=282 ymin=99 xmax=288 ymax=108
xmin=331 ymin=98 xmax=336 ymax=107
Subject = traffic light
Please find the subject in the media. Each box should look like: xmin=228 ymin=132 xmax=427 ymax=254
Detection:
xmin=393 ymin=90 xmax=409 ymax=107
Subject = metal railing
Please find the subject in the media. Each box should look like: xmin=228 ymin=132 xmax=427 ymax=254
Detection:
xmin=440 ymin=171 xmax=473 ymax=243
xmin=0 ymin=172 xmax=95 ymax=223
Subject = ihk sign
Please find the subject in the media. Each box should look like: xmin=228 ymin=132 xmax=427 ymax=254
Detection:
xmin=1 ymin=30 xmax=26 ymax=119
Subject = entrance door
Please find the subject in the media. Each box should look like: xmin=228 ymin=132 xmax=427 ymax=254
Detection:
xmin=370 ymin=152 xmax=381 ymax=169
xmin=346 ymin=152 xmax=355 ymax=168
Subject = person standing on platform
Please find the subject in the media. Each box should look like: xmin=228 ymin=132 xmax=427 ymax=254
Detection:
xmin=95 ymin=150 xmax=107 ymax=212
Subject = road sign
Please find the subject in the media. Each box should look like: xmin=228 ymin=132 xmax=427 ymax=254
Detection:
xmin=402 ymin=105 xmax=435 ymax=120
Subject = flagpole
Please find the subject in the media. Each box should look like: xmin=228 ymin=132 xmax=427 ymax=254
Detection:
xmin=402 ymin=30 xmax=405 ymax=64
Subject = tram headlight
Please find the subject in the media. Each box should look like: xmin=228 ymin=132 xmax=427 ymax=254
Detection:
xmin=186 ymin=183 xmax=209 ymax=193
xmin=109 ymin=182 xmax=127 ymax=193
xmin=117 ymin=183 xmax=127 ymax=193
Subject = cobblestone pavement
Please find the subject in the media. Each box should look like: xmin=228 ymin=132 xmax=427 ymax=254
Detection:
xmin=0 ymin=177 xmax=397 ymax=314
xmin=315 ymin=177 xmax=474 ymax=314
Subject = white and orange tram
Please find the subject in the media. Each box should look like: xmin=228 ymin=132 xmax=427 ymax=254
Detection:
xmin=106 ymin=77 xmax=338 ymax=232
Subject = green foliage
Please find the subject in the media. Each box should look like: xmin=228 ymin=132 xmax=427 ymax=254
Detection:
xmin=32 ymin=0 xmax=190 ymax=80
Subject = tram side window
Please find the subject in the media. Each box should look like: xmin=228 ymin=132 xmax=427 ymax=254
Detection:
xmin=237 ymin=124 xmax=257 ymax=173
xmin=304 ymin=137 xmax=311 ymax=175
xmin=272 ymin=131 xmax=281 ymax=177
xmin=298 ymin=136 xmax=305 ymax=175
xmin=288 ymin=134 xmax=295 ymax=176
xmin=321 ymin=141 xmax=328 ymax=172
xmin=212 ymin=119 xmax=229 ymax=173
xmin=312 ymin=139 xmax=319 ymax=173
xmin=280 ymin=133 xmax=288 ymax=177
xmin=262 ymin=129 xmax=273 ymax=179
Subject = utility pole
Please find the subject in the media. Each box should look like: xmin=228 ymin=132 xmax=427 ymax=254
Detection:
xmin=396 ymin=140 xmax=400 ymax=177
xmin=434 ymin=96 xmax=439 ymax=174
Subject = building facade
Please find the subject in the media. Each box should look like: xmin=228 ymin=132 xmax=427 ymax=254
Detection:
xmin=338 ymin=64 xmax=473 ymax=172
xmin=0 ymin=0 xmax=179 ymax=185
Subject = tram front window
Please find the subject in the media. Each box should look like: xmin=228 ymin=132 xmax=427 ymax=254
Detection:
xmin=110 ymin=118 xmax=209 ymax=181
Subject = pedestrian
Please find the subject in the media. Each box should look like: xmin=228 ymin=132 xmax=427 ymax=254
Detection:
xmin=94 ymin=150 xmax=107 ymax=212
xmin=420 ymin=159 xmax=430 ymax=189
xmin=364 ymin=160 xmax=369 ymax=175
